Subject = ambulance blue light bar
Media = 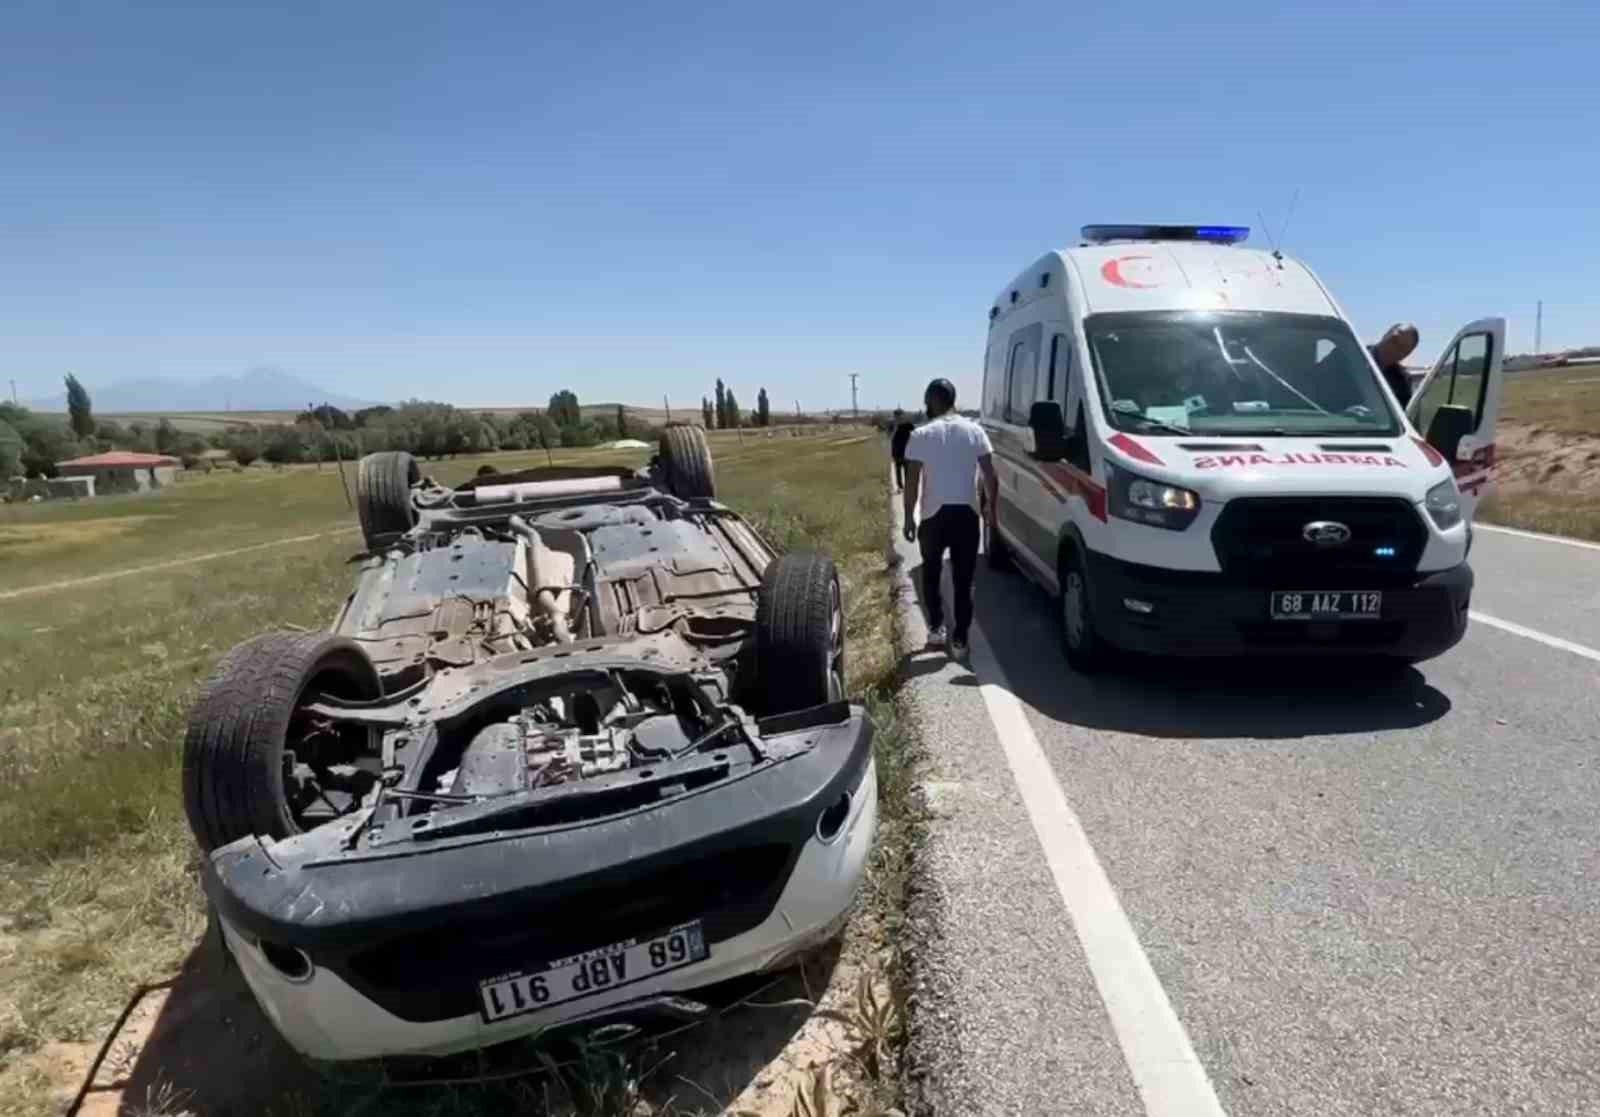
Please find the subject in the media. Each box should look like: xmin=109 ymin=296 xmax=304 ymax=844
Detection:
xmin=1081 ymin=225 xmax=1250 ymax=245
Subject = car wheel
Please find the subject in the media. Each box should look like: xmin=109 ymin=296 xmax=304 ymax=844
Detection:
xmin=1058 ymin=549 xmax=1106 ymax=673
xmin=659 ymin=424 xmax=717 ymax=500
xmin=756 ymin=552 xmax=846 ymax=713
xmin=183 ymin=633 xmax=383 ymax=853
xmin=355 ymin=451 xmax=419 ymax=549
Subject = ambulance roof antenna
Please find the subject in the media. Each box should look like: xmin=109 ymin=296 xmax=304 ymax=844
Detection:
xmin=1275 ymin=187 xmax=1300 ymax=266
xmin=1259 ymin=187 xmax=1299 ymax=269
xmin=1256 ymin=209 xmax=1281 ymax=260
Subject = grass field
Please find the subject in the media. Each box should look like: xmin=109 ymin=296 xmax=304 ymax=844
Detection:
xmin=0 ymin=431 xmax=907 ymax=1116
xmin=1477 ymin=366 xmax=1600 ymax=541
xmin=1500 ymin=364 xmax=1600 ymax=436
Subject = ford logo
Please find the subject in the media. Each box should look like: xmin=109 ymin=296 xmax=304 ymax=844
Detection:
xmin=1303 ymin=520 xmax=1352 ymax=546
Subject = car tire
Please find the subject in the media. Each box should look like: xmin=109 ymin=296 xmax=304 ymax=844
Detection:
xmin=355 ymin=451 xmax=419 ymax=549
xmin=659 ymin=424 xmax=717 ymax=500
xmin=183 ymin=633 xmax=383 ymax=853
xmin=1058 ymin=548 xmax=1107 ymax=673
xmin=756 ymin=552 xmax=845 ymax=714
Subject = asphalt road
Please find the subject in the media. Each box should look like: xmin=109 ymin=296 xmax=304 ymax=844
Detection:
xmin=897 ymin=515 xmax=1600 ymax=1116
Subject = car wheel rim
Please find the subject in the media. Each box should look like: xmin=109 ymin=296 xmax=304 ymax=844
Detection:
xmin=827 ymin=579 xmax=845 ymax=702
xmin=1063 ymin=571 xmax=1086 ymax=648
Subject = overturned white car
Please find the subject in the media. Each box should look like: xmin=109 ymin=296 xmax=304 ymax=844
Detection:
xmin=182 ymin=426 xmax=876 ymax=1061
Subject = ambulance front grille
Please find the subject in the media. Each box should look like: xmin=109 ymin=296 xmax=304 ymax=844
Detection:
xmin=1210 ymin=497 xmax=1427 ymax=585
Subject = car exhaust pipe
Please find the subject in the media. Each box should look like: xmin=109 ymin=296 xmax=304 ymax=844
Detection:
xmin=508 ymin=515 xmax=574 ymax=644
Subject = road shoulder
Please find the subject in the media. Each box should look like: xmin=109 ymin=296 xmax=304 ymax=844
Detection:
xmin=890 ymin=500 xmax=1142 ymax=1117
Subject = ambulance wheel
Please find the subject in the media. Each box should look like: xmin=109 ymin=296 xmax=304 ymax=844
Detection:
xmin=1058 ymin=549 xmax=1106 ymax=673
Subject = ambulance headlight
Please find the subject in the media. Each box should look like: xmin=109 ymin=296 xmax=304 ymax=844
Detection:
xmin=1108 ymin=466 xmax=1201 ymax=531
xmin=1425 ymin=478 xmax=1463 ymax=531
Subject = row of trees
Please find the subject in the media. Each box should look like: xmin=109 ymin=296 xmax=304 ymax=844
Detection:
xmin=225 ymin=397 xmax=646 ymax=468
xmin=700 ymin=380 xmax=775 ymax=429
xmin=1 ymin=377 xmax=654 ymax=479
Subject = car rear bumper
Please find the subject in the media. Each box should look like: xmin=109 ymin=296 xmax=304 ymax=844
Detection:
xmin=205 ymin=705 xmax=876 ymax=1060
xmin=1087 ymin=552 xmax=1473 ymax=661
xmin=218 ymin=757 xmax=876 ymax=1062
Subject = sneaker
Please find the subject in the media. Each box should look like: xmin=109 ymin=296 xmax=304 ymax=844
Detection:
xmin=951 ymin=637 xmax=970 ymax=659
xmin=926 ymin=626 xmax=948 ymax=648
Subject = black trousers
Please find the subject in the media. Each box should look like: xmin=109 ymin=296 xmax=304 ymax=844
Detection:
xmin=919 ymin=505 xmax=979 ymax=639
xmin=893 ymin=458 xmax=906 ymax=490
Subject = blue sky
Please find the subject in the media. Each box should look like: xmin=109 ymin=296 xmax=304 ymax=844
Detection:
xmin=2 ymin=0 xmax=1594 ymax=410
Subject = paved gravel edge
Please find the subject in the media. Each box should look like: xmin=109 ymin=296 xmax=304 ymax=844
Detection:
xmin=886 ymin=500 xmax=963 ymax=1117
xmin=888 ymin=498 xmax=1140 ymax=1117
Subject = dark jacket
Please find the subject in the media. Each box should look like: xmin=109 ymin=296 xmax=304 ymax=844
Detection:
xmin=890 ymin=422 xmax=914 ymax=461
xmin=1369 ymin=346 xmax=1414 ymax=407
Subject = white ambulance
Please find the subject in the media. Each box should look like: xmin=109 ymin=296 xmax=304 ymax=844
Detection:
xmin=980 ymin=224 xmax=1501 ymax=670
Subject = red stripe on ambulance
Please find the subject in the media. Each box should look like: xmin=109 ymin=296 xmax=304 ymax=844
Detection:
xmin=1107 ymin=433 xmax=1164 ymax=466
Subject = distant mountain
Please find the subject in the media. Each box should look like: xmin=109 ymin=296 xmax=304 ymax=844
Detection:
xmin=28 ymin=368 xmax=380 ymax=413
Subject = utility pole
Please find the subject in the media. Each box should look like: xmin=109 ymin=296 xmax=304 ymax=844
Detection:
xmin=1535 ymin=300 xmax=1543 ymax=356
xmin=663 ymin=394 xmax=672 ymax=422
xmin=848 ymin=373 xmax=860 ymax=421
xmin=8 ymin=379 xmax=15 ymax=405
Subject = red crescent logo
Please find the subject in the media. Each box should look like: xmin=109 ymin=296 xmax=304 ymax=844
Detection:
xmin=1101 ymin=255 xmax=1157 ymax=289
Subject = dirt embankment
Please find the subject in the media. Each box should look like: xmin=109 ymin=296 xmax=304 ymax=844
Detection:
xmin=1495 ymin=421 xmax=1600 ymax=492
xmin=1480 ymin=422 xmax=1600 ymax=540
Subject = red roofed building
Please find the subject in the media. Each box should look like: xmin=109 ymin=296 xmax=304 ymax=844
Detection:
xmin=54 ymin=451 xmax=181 ymax=496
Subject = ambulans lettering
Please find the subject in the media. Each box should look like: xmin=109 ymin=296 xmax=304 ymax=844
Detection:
xmin=1193 ymin=453 xmax=1408 ymax=470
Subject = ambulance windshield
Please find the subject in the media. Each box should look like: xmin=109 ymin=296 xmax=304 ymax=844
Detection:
xmin=1086 ymin=311 xmax=1402 ymax=437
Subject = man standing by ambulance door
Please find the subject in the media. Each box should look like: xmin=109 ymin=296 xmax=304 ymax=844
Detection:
xmin=902 ymin=378 xmax=998 ymax=660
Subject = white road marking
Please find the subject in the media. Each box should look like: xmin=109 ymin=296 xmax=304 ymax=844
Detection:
xmin=1469 ymin=610 xmax=1600 ymax=665
xmin=0 ymin=527 xmax=358 ymax=601
xmin=966 ymin=622 xmax=1229 ymax=1117
xmin=1475 ymin=522 xmax=1600 ymax=553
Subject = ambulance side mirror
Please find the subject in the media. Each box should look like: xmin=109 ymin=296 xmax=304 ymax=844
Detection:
xmin=1028 ymin=401 xmax=1067 ymax=462
xmin=1424 ymin=404 xmax=1473 ymax=462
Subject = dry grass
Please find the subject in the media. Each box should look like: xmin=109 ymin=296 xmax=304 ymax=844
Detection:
xmin=1478 ymin=486 xmax=1600 ymax=542
xmin=0 ymin=431 xmax=911 ymax=1117
xmin=1500 ymin=366 xmax=1600 ymax=437
xmin=1464 ymin=370 xmax=1600 ymax=541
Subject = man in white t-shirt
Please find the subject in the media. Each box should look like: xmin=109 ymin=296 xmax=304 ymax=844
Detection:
xmin=902 ymin=378 xmax=997 ymax=659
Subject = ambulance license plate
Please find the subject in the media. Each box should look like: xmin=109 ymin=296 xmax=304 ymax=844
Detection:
xmin=1270 ymin=591 xmax=1382 ymax=621
xmin=477 ymin=921 xmax=708 ymax=1023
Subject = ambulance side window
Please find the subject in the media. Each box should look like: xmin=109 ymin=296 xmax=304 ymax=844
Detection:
xmin=1415 ymin=332 xmax=1492 ymax=439
xmin=1058 ymin=331 xmax=1092 ymax=473
xmin=1451 ymin=333 xmax=1491 ymax=424
xmin=1047 ymin=333 xmax=1071 ymax=406
xmin=1003 ymin=324 xmax=1041 ymax=425
xmin=982 ymin=337 xmax=1008 ymax=421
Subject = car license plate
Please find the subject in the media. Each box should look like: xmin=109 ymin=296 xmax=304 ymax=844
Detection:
xmin=477 ymin=921 xmax=709 ymax=1024
xmin=1270 ymin=591 xmax=1382 ymax=621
